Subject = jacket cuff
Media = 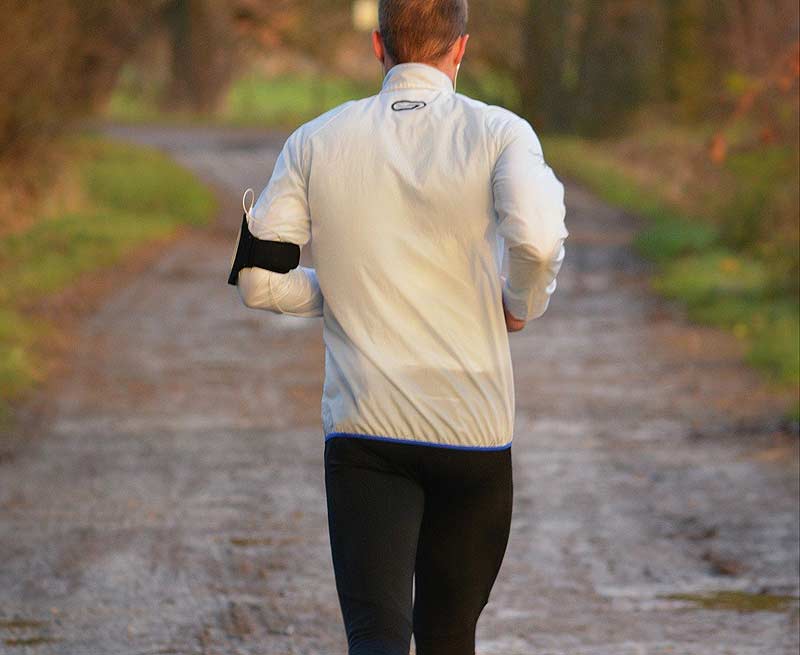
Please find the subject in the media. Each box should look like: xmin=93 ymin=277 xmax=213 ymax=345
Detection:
xmin=501 ymin=284 xmax=529 ymax=322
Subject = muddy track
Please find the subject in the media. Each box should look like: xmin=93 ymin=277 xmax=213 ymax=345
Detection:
xmin=0 ymin=125 xmax=797 ymax=655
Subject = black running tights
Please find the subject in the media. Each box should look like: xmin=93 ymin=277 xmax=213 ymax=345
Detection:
xmin=324 ymin=435 xmax=513 ymax=655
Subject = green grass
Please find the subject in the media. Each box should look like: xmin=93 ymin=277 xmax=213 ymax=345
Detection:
xmin=105 ymin=69 xmax=524 ymax=129
xmin=105 ymin=71 xmax=379 ymax=128
xmin=222 ymin=73 xmax=377 ymax=127
xmin=0 ymin=309 xmax=38 ymax=408
xmin=654 ymin=252 xmax=800 ymax=386
xmin=543 ymin=134 xmax=800 ymax=416
xmin=0 ymin=136 xmax=216 ymax=421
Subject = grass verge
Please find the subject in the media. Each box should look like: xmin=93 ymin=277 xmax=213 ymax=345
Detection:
xmin=0 ymin=135 xmax=216 ymax=423
xmin=104 ymin=68 xmax=523 ymax=129
xmin=106 ymin=71 xmax=378 ymax=129
xmin=543 ymin=134 xmax=799 ymax=418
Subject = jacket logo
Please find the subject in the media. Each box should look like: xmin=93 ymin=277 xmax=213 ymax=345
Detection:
xmin=391 ymin=100 xmax=427 ymax=112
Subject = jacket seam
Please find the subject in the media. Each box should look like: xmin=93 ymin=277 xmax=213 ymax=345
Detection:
xmin=300 ymin=100 xmax=361 ymax=175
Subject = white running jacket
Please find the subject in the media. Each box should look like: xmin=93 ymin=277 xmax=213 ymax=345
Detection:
xmin=237 ymin=62 xmax=568 ymax=450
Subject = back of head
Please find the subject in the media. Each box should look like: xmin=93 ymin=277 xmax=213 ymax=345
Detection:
xmin=379 ymin=0 xmax=469 ymax=65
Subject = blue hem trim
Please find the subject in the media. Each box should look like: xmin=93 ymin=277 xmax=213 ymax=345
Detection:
xmin=324 ymin=431 xmax=513 ymax=451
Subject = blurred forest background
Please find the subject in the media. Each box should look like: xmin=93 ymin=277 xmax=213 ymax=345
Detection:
xmin=0 ymin=0 xmax=798 ymax=419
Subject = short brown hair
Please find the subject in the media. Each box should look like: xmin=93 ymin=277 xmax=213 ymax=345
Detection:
xmin=379 ymin=0 xmax=469 ymax=65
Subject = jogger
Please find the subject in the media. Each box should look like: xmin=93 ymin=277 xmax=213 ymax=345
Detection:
xmin=232 ymin=1 xmax=568 ymax=650
xmin=324 ymin=436 xmax=513 ymax=655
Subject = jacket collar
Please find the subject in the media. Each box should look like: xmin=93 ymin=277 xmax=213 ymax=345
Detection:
xmin=380 ymin=62 xmax=455 ymax=93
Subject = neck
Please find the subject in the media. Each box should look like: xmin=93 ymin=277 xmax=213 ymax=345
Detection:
xmin=384 ymin=60 xmax=457 ymax=87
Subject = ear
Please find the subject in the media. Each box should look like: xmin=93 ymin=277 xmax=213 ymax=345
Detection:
xmin=372 ymin=29 xmax=385 ymax=64
xmin=453 ymin=33 xmax=469 ymax=66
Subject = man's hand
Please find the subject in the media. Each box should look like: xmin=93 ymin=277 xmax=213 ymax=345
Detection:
xmin=503 ymin=300 xmax=526 ymax=333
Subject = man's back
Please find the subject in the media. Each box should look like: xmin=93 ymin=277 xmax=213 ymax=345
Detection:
xmin=311 ymin=63 xmax=515 ymax=448
xmin=243 ymin=62 xmax=568 ymax=449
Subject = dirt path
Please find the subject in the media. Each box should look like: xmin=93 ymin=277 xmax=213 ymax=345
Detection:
xmin=0 ymin=125 xmax=797 ymax=655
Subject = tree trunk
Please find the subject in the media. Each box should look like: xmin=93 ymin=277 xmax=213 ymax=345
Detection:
xmin=519 ymin=0 xmax=572 ymax=131
xmin=163 ymin=0 xmax=234 ymax=113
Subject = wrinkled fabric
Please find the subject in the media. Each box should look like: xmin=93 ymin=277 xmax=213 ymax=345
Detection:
xmin=237 ymin=62 xmax=568 ymax=449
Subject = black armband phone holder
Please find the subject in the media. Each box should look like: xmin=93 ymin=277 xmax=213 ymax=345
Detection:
xmin=227 ymin=212 xmax=301 ymax=285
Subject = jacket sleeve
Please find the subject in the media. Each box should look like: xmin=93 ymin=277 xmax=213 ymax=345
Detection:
xmin=237 ymin=266 xmax=323 ymax=318
xmin=491 ymin=117 xmax=568 ymax=321
xmin=236 ymin=127 xmax=324 ymax=317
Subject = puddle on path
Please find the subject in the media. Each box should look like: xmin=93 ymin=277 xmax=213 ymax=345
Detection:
xmin=0 ymin=620 xmax=45 ymax=630
xmin=660 ymin=590 xmax=800 ymax=612
xmin=4 ymin=637 xmax=60 ymax=647
xmin=0 ymin=618 xmax=59 ymax=649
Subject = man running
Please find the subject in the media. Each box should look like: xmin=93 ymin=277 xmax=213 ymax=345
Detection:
xmin=228 ymin=1 xmax=568 ymax=652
